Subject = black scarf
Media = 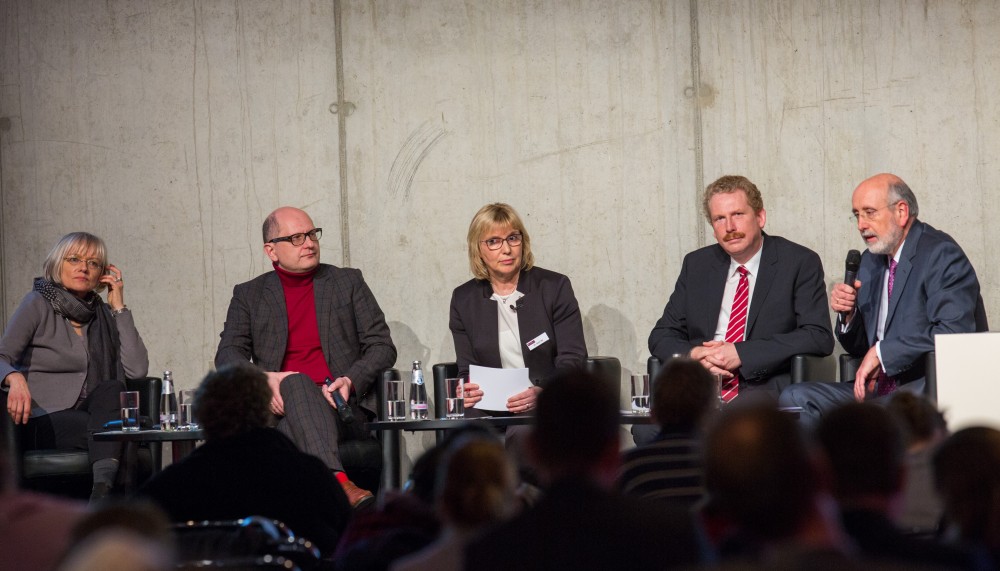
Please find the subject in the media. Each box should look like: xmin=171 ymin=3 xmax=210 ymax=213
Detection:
xmin=33 ymin=278 xmax=124 ymax=395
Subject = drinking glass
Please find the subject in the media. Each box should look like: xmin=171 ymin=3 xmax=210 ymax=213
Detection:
xmin=445 ymin=377 xmax=465 ymax=419
xmin=630 ymin=374 xmax=650 ymax=414
xmin=386 ymin=380 xmax=406 ymax=421
xmin=179 ymin=389 xmax=199 ymax=430
xmin=120 ymin=391 xmax=140 ymax=431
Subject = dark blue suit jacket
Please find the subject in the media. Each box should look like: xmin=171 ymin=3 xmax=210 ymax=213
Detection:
xmin=838 ymin=220 xmax=987 ymax=385
xmin=648 ymin=234 xmax=834 ymax=387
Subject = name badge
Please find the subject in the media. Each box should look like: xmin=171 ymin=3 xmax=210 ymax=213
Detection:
xmin=525 ymin=332 xmax=550 ymax=351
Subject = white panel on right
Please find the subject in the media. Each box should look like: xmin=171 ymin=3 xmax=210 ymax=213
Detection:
xmin=936 ymin=332 xmax=1000 ymax=430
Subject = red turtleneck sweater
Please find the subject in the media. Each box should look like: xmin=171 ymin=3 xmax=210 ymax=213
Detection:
xmin=275 ymin=263 xmax=334 ymax=385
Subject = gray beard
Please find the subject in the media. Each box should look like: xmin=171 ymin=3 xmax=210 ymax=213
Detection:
xmin=865 ymin=225 xmax=903 ymax=256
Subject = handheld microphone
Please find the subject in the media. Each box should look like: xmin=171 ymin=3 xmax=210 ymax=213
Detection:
xmin=324 ymin=377 xmax=355 ymax=424
xmin=841 ymin=250 xmax=862 ymax=319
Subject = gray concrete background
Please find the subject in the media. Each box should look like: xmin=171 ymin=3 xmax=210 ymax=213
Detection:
xmin=2 ymin=1 xmax=998 ymax=462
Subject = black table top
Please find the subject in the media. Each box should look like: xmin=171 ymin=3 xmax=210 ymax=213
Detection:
xmin=93 ymin=429 xmax=205 ymax=442
xmin=367 ymin=411 xmax=653 ymax=432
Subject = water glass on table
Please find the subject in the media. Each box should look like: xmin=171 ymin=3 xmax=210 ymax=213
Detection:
xmin=120 ymin=390 xmax=140 ymax=431
xmin=385 ymin=379 xmax=406 ymax=421
xmin=445 ymin=377 xmax=465 ymax=419
xmin=178 ymin=389 xmax=199 ymax=430
xmin=630 ymin=374 xmax=650 ymax=414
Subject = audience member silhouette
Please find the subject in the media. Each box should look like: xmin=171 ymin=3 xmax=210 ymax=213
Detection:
xmin=139 ymin=363 xmax=352 ymax=556
xmin=934 ymin=426 xmax=1000 ymax=567
xmin=816 ymin=403 xmax=983 ymax=570
xmin=59 ymin=499 xmax=174 ymax=571
xmin=334 ymin=425 xmax=503 ymax=570
xmin=703 ymin=404 xmax=857 ymax=567
xmin=618 ymin=357 xmax=714 ymax=503
xmin=465 ymin=368 xmax=703 ymax=570
xmin=391 ymin=433 xmax=517 ymax=571
xmin=887 ymin=391 xmax=949 ymax=533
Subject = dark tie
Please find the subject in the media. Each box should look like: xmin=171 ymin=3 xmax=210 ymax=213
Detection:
xmin=876 ymin=258 xmax=898 ymax=396
xmin=721 ymin=266 xmax=749 ymax=403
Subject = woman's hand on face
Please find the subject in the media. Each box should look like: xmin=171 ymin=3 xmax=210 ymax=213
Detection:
xmin=506 ymin=385 xmax=542 ymax=414
xmin=462 ymin=382 xmax=483 ymax=407
xmin=100 ymin=264 xmax=126 ymax=310
xmin=5 ymin=372 xmax=31 ymax=424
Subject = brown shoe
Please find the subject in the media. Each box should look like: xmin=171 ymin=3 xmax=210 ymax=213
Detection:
xmin=340 ymin=479 xmax=374 ymax=510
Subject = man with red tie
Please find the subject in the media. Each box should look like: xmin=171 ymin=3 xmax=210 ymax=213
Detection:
xmin=780 ymin=174 xmax=987 ymax=427
xmin=643 ymin=176 xmax=834 ymax=442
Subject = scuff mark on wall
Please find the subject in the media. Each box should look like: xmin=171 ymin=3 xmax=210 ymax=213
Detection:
xmin=387 ymin=119 xmax=446 ymax=199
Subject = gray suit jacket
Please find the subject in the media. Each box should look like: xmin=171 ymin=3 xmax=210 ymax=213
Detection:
xmin=648 ymin=234 xmax=834 ymax=386
xmin=215 ymin=264 xmax=396 ymax=415
xmin=0 ymin=291 xmax=148 ymax=416
xmin=838 ymin=220 xmax=987 ymax=385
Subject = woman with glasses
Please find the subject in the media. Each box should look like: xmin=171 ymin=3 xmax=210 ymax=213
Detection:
xmin=449 ymin=203 xmax=586 ymax=417
xmin=0 ymin=232 xmax=148 ymax=501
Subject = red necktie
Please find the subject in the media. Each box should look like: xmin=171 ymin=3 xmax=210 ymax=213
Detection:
xmin=876 ymin=259 xmax=899 ymax=396
xmin=721 ymin=266 xmax=749 ymax=403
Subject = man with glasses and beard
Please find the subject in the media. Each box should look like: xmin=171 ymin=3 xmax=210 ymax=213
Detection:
xmin=780 ymin=174 xmax=987 ymax=426
xmin=216 ymin=206 xmax=396 ymax=508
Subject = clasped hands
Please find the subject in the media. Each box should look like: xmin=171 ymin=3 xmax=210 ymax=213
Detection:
xmin=690 ymin=341 xmax=741 ymax=378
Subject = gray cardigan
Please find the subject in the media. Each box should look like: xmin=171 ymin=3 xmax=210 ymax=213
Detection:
xmin=0 ymin=291 xmax=149 ymax=417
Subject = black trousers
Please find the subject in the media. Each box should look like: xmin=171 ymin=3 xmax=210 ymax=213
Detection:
xmin=6 ymin=377 xmax=124 ymax=464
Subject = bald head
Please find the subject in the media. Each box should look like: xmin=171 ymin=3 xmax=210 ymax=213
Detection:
xmin=263 ymin=207 xmax=312 ymax=243
xmin=262 ymin=206 xmax=321 ymax=273
xmin=851 ymin=173 xmax=918 ymax=256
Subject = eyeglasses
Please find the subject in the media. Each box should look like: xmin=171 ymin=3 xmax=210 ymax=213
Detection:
xmin=850 ymin=202 xmax=900 ymax=223
xmin=268 ymin=228 xmax=322 ymax=246
xmin=64 ymin=256 xmax=104 ymax=271
xmin=481 ymin=233 xmax=523 ymax=251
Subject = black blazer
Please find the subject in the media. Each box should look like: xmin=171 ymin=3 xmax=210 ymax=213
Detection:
xmin=449 ymin=266 xmax=586 ymax=385
xmin=648 ymin=234 xmax=834 ymax=386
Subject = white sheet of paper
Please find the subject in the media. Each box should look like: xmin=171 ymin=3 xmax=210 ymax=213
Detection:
xmin=469 ymin=365 xmax=533 ymax=411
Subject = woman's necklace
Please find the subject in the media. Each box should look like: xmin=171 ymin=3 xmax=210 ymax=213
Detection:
xmin=492 ymin=281 xmax=518 ymax=304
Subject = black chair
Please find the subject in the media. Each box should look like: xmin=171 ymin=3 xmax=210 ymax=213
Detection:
xmin=1 ymin=376 xmax=161 ymax=498
xmin=585 ymin=356 xmax=622 ymax=401
xmin=838 ymin=351 xmax=937 ymax=401
xmin=173 ymin=516 xmax=320 ymax=571
xmin=647 ymin=353 xmax=834 ymax=385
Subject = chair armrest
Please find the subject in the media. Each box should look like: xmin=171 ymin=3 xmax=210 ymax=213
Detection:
xmin=432 ymin=362 xmax=458 ymax=420
xmin=647 ymin=356 xmax=664 ymax=381
xmin=125 ymin=377 xmax=162 ymax=427
xmin=790 ymin=354 xmax=836 ymax=383
xmin=1 ymin=403 xmax=21 ymax=481
xmin=378 ymin=368 xmax=400 ymax=421
xmin=839 ymin=354 xmax=861 ymax=383
xmin=585 ymin=356 xmax=621 ymax=402
xmin=925 ymin=351 xmax=936 ymax=401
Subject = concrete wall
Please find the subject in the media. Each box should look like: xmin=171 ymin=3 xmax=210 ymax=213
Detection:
xmin=3 ymin=1 xmax=999 ymax=460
